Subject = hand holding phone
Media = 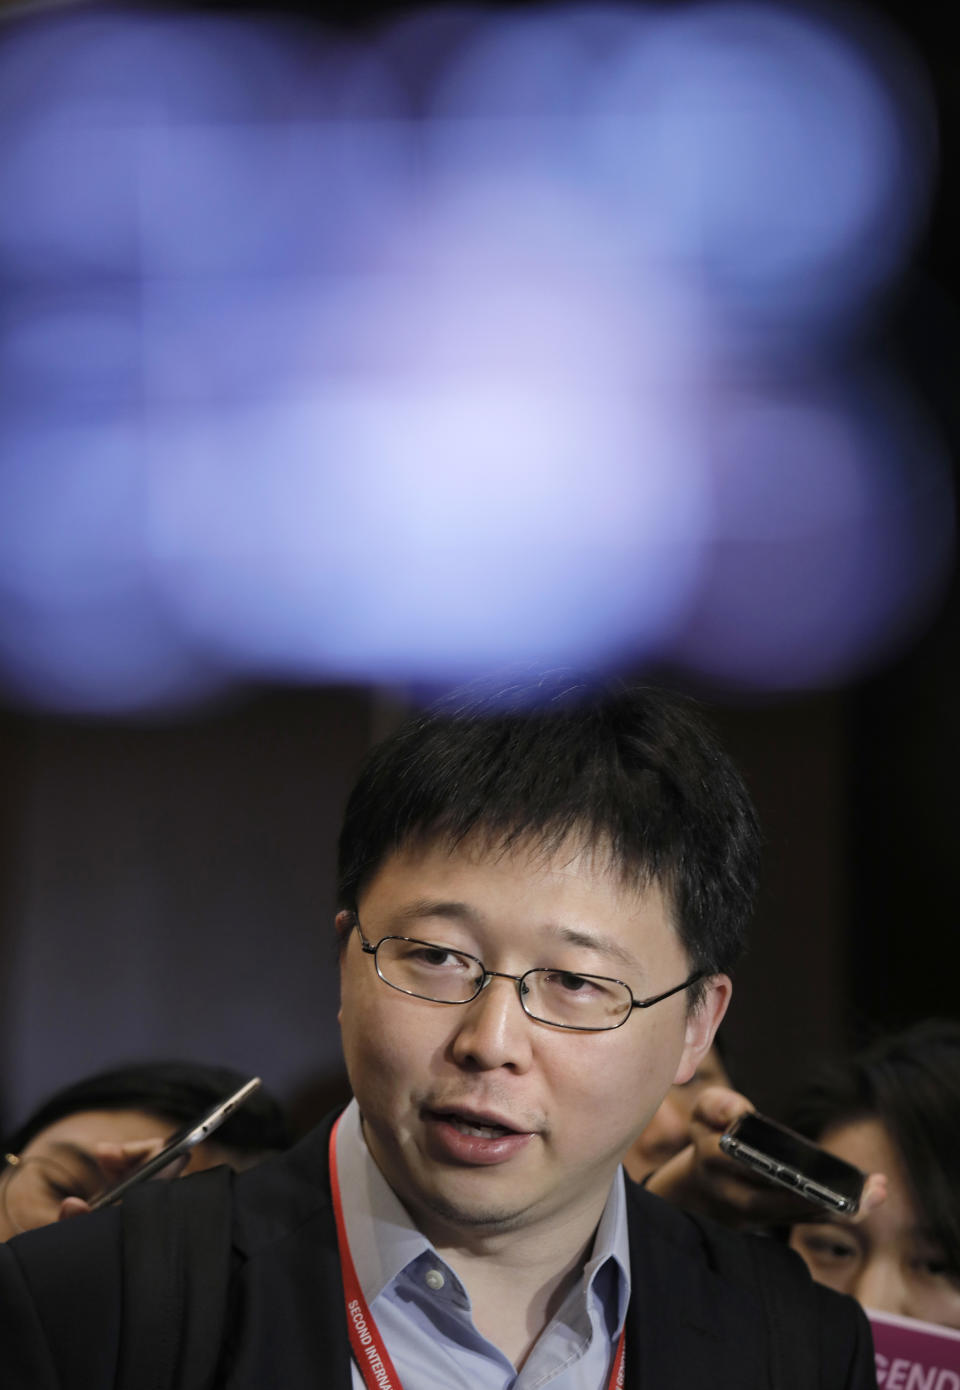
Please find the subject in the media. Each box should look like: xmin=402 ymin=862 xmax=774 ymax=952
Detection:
xmin=85 ymin=1077 xmax=262 ymax=1212
xmin=91 ymin=1136 xmax=192 ymax=1188
xmin=644 ymin=1086 xmax=883 ymax=1229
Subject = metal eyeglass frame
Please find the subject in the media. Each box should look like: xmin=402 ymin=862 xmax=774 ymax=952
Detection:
xmin=352 ymin=919 xmax=703 ymax=1032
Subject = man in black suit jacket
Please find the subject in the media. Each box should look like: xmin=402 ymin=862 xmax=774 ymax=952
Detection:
xmin=0 ymin=681 xmax=877 ymax=1388
xmin=2 ymin=1108 xmax=875 ymax=1389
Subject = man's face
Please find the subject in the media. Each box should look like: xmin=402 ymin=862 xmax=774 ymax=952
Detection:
xmin=338 ymin=834 xmax=730 ymax=1246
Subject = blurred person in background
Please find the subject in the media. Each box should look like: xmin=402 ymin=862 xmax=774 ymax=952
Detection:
xmin=0 ymin=1060 xmax=289 ymax=1241
xmin=623 ymin=1038 xmax=730 ymax=1182
xmin=644 ymin=1020 xmax=960 ymax=1329
xmin=786 ymin=1020 xmax=960 ymax=1329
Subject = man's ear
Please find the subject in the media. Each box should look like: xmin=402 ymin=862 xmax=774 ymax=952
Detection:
xmin=335 ymin=911 xmax=354 ymax=1025
xmin=673 ymin=974 xmax=732 ymax=1085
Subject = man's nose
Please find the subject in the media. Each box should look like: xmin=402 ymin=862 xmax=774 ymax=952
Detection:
xmin=852 ymin=1256 xmax=911 ymax=1318
xmin=448 ymin=973 xmax=534 ymax=1072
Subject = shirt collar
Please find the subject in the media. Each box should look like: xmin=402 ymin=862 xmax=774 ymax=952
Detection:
xmin=336 ymin=1098 xmax=435 ymax=1302
xmin=335 ymin=1097 xmax=632 ymax=1330
xmin=583 ymin=1163 xmax=632 ymax=1337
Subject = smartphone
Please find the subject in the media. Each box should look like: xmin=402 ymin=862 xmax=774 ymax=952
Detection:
xmin=719 ymin=1111 xmax=866 ymax=1215
xmin=86 ymin=1076 xmax=262 ymax=1211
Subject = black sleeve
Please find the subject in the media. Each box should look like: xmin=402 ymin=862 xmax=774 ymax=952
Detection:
xmin=0 ymin=1242 xmax=59 ymax=1390
xmin=0 ymin=1207 xmax=124 ymax=1390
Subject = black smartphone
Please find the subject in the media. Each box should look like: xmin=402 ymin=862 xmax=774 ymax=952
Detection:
xmin=719 ymin=1111 xmax=866 ymax=1215
xmin=86 ymin=1077 xmax=262 ymax=1211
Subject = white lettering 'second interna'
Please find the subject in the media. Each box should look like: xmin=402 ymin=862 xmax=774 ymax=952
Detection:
xmin=365 ymin=1344 xmax=395 ymax=1390
xmin=349 ymin=1299 xmax=373 ymax=1347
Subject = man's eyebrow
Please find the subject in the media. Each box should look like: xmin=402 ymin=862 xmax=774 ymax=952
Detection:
xmin=391 ymin=899 xmax=484 ymax=929
xmin=388 ymin=902 xmax=644 ymax=974
xmin=542 ymin=924 xmax=643 ymax=975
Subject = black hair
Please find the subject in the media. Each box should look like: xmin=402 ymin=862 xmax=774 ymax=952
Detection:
xmin=787 ymin=1020 xmax=960 ymax=1276
xmin=4 ymin=1060 xmax=290 ymax=1158
xmin=336 ymin=678 xmax=761 ymax=992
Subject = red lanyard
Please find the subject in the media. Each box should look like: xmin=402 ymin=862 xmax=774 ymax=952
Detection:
xmin=329 ymin=1116 xmax=627 ymax=1390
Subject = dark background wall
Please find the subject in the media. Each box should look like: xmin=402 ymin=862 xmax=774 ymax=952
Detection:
xmin=0 ymin=689 xmax=380 ymax=1132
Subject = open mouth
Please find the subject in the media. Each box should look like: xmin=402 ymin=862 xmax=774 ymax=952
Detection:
xmin=431 ymin=1110 xmax=522 ymax=1139
xmin=421 ymin=1106 xmax=535 ymax=1165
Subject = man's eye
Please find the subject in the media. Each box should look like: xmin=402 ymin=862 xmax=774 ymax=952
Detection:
xmin=559 ymin=972 xmax=590 ymax=992
xmin=543 ymin=971 xmax=591 ymax=993
xmin=407 ymin=947 xmax=464 ymax=969
xmin=542 ymin=970 xmax=611 ymax=999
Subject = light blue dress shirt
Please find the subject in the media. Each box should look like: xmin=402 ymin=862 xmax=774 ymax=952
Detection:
xmin=336 ymin=1100 xmax=631 ymax=1390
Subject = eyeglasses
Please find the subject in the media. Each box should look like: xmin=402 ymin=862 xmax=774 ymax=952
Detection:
xmin=1 ymin=1152 xmax=102 ymax=1236
xmin=352 ymin=920 xmax=702 ymax=1032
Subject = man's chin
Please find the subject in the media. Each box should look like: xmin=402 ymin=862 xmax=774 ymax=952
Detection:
xmin=419 ymin=1190 xmax=534 ymax=1235
xmin=394 ymin=1168 xmax=543 ymax=1238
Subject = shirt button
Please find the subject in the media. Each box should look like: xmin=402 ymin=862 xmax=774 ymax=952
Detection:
xmin=425 ymin=1269 xmax=445 ymax=1291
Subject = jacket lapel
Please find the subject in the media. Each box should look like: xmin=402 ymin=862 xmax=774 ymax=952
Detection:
xmin=624 ymin=1183 xmax=769 ymax=1389
xmin=221 ymin=1114 xmax=355 ymax=1390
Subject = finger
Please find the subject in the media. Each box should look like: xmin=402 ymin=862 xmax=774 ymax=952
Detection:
xmin=94 ymin=1138 xmax=169 ymax=1181
xmin=57 ymin=1196 xmax=92 ymax=1222
xmin=851 ymin=1172 xmax=887 ymax=1220
xmin=95 ymin=1151 xmax=148 ymax=1182
xmin=691 ymin=1086 xmax=755 ymax=1134
xmin=97 ymin=1145 xmax=189 ymax=1187
xmin=96 ymin=1138 xmax=168 ymax=1163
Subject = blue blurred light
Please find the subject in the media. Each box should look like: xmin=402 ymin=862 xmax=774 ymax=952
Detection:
xmin=582 ymin=3 xmax=936 ymax=331
xmin=145 ymin=367 xmax=709 ymax=679
xmin=0 ymin=297 xmax=140 ymax=408
xmin=0 ymin=2 xmax=948 ymax=710
xmin=663 ymin=373 xmax=954 ymax=687
xmin=0 ymin=416 xmax=222 ymax=710
xmin=0 ymin=122 xmax=141 ymax=277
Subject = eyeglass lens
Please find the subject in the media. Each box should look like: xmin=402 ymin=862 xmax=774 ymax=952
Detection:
xmin=375 ymin=937 xmax=632 ymax=1029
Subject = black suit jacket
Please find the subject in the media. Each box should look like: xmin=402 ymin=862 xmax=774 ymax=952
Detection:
xmin=0 ymin=1111 xmax=876 ymax=1389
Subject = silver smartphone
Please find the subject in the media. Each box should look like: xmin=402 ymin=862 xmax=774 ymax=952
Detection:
xmin=719 ymin=1111 xmax=866 ymax=1215
xmin=87 ymin=1076 xmax=262 ymax=1211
